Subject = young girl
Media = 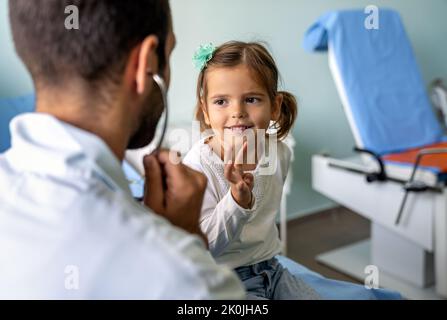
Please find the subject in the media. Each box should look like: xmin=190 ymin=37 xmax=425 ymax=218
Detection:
xmin=183 ymin=41 xmax=320 ymax=299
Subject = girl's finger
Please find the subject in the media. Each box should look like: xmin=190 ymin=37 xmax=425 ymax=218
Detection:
xmin=243 ymin=173 xmax=253 ymax=182
xmin=234 ymin=141 xmax=247 ymax=174
xmin=242 ymin=172 xmax=254 ymax=189
xmin=223 ymin=139 xmax=234 ymax=165
xmin=237 ymin=181 xmax=249 ymax=193
xmin=224 ymin=161 xmax=239 ymax=184
xmin=234 ymin=141 xmax=247 ymax=164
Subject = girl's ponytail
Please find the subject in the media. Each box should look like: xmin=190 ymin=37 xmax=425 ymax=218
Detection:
xmin=274 ymin=91 xmax=298 ymax=140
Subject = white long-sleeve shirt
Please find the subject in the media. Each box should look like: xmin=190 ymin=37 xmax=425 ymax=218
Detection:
xmin=0 ymin=113 xmax=245 ymax=299
xmin=183 ymin=138 xmax=291 ymax=269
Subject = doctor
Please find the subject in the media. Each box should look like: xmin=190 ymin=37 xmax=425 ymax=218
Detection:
xmin=0 ymin=0 xmax=244 ymax=299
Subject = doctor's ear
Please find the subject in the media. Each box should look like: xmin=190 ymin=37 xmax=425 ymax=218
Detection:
xmin=134 ymin=35 xmax=159 ymax=94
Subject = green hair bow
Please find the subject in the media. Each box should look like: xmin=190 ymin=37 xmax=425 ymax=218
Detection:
xmin=193 ymin=43 xmax=216 ymax=71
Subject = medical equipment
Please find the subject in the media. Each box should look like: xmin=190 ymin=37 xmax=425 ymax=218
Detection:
xmin=150 ymin=73 xmax=169 ymax=152
xmin=304 ymin=9 xmax=447 ymax=299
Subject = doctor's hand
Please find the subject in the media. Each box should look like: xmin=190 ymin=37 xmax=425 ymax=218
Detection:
xmin=143 ymin=150 xmax=208 ymax=245
xmin=224 ymin=142 xmax=254 ymax=209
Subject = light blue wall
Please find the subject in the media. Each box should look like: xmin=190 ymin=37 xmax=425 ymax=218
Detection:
xmin=0 ymin=0 xmax=33 ymax=97
xmin=1 ymin=0 xmax=447 ymax=218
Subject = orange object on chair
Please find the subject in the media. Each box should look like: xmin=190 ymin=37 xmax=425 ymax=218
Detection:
xmin=383 ymin=142 xmax=447 ymax=173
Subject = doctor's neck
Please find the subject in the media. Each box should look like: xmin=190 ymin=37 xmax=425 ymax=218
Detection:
xmin=35 ymin=81 xmax=132 ymax=161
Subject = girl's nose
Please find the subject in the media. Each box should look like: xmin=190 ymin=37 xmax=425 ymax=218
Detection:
xmin=231 ymin=103 xmax=248 ymax=119
xmin=232 ymin=113 xmax=246 ymax=119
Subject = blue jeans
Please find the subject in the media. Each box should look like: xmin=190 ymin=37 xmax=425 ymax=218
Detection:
xmin=276 ymin=255 xmax=403 ymax=300
xmin=235 ymin=257 xmax=321 ymax=300
xmin=235 ymin=256 xmax=403 ymax=300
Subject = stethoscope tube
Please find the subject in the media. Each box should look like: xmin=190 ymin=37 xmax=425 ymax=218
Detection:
xmin=149 ymin=72 xmax=169 ymax=152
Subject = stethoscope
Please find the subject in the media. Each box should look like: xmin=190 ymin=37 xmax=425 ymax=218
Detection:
xmin=149 ymin=72 xmax=169 ymax=152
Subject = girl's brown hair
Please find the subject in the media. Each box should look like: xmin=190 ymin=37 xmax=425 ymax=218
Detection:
xmin=194 ymin=41 xmax=297 ymax=140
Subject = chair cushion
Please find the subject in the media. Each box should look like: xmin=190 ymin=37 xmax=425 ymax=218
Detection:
xmin=383 ymin=141 xmax=447 ymax=175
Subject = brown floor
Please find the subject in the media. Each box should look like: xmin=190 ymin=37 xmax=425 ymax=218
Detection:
xmin=285 ymin=206 xmax=370 ymax=284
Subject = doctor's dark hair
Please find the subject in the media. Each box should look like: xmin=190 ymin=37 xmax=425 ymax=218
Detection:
xmin=195 ymin=41 xmax=298 ymax=140
xmin=9 ymin=0 xmax=170 ymax=89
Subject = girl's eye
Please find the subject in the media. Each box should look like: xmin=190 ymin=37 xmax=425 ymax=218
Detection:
xmin=213 ymin=99 xmax=227 ymax=106
xmin=246 ymin=97 xmax=260 ymax=104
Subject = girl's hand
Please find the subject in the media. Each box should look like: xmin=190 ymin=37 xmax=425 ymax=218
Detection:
xmin=224 ymin=142 xmax=254 ymax=209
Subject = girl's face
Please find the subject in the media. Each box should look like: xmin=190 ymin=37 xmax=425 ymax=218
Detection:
xmin=202 ymin=65 xmax=282 ymax=145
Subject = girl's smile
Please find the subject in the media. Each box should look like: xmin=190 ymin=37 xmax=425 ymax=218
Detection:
xmin=224 ymin=125 xmax=255 ymax=135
